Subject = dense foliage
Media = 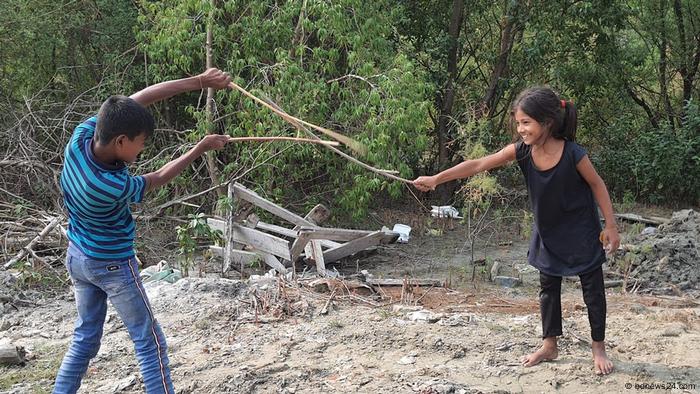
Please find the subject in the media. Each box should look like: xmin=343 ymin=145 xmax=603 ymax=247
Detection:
xmin=1 ymin=0 xmax=698 ymax=219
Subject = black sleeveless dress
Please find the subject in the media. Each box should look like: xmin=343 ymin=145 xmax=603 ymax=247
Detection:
xmin=515 ymin=140 xmax=605 ymax=276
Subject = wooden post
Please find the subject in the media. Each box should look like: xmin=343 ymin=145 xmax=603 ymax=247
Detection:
xmin=294 ymin=204 xmax=331 ymax=276
xmin=223 ymin=183 xmax=236 ymax=274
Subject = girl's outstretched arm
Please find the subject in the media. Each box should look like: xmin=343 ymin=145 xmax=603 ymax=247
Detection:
xmin=576 ymin=156 xmax=621 ymax=252
xmin=413 ymin=144 xmax=516 ymax=191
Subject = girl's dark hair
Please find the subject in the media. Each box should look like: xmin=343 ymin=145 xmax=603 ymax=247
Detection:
xmin=95 ymin=95 xmax=155 ymax=144
xmin=510 ymin=86 xmax=577 ymax=141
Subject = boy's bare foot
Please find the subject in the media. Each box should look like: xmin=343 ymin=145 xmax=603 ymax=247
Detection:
xmin=522 ymin=337 xmax=559 ymax=367
xmin=592 ymin=340 xmax=614 ymax=375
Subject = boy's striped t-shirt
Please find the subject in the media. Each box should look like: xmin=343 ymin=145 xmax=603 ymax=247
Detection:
xmin=60 ymin=116 xmax=146 ymax=261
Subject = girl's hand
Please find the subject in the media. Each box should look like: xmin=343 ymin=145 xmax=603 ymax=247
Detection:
xmin=196 ymin=134 xmax=231 ymax=153
xmin=599 ymin=226 xmax=620 ymax=254
xmin=198 ymin=68 xmax=232 ymax=90
xmin=413 ymin=176 xmax=438 ymax=192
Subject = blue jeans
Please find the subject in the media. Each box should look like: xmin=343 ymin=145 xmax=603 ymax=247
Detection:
xmin=53 ymin=243 xmax=174 ymax=394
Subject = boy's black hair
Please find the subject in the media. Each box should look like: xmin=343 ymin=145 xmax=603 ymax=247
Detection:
xmin=510 ymin=86 xmax=578 ymax=141
xmin=95 ymin=95 xmax=155 ymax=144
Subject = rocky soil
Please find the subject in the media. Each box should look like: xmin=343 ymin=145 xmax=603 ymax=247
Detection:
xmin=1 ymin=210 xmax=699 ymax=394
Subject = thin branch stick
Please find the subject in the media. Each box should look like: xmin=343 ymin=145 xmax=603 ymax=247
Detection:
xmin=228 ymin=81 xmax=367 ymax=155
xmin=145 ymin=144 xmax=295 ymax=215
xmin=263 ymin=97 xmax=412 ymax=184
xmin=227 ymin=136 xmax=339 ymax=146
xmin=3 ymin=216 xmax=62 ymax=269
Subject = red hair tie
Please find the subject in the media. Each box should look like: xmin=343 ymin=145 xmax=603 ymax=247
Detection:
xmin=561 ymin=100 xmax=566 ymax=108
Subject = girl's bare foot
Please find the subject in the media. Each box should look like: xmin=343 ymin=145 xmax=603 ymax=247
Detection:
xmin=592 ymin=340 xmax=614 ymax=375
xmin=522 ymin=337 xmax=559 ymax=367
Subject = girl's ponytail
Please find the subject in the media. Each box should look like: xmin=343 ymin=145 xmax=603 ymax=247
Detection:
xmin=558 ymin=100 xmax=578 ymax=142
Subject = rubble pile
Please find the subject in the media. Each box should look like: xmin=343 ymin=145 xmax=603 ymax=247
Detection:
xmin=612 ymin=209 xmax=699 ymax=294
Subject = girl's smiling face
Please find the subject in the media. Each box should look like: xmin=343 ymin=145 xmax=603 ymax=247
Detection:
xmin=514 ymin=108 xmax=549 ymax=146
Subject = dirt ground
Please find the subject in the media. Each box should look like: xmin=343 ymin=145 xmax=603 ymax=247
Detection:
xmin=1 ymin=210 xmax=699 ymax=394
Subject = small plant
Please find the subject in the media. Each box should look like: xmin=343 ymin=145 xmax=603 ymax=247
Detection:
xmin=376 ymin=309 xmax=395 ymax=320
xmin=175 ymin=213 xmax=222 ymax=277
xmin=628 ymin=222 xmax=644 ymax=236
xmin=328 ymin=319 xmax=344 ymax=329
xmin=620 ymin=190 xmax=636 ymax=212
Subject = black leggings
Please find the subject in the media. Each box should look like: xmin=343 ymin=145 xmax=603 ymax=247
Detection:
xmin=539 ymin=266 xmax=606 ymax=342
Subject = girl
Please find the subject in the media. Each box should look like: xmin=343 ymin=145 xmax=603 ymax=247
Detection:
xmin=413 ymin=86 xmax=620 ymax=375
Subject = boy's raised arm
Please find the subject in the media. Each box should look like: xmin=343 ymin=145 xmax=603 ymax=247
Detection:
xmin=130 ymin=68 xmax=231 ymax=107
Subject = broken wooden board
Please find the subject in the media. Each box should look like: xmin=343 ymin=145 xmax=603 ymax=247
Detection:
xmin=289 ymin=231 xmax=313 ymax=262
xmin=210 ymin=218 xmax=342 ymax=249
xmin=229 ymin=223 xmax=291 ymax=261
xmin=366 ymin=278 xmax=444 ymax=287
xmin=296 ymin=227 xmax=373 ymax=242
xmin=209 ymin=246 xmax=259 ymax=269
xmin=254 ymin=221 xmax=342 ymax=249
xmin=262 ymin=253 xmax=288 ymax=274
xmin=323 ymin=231 xmax=386 ymax=263
xmin=232 ymin=183 xmax=318 ymax=228
xmin=296 ymin=204 xmax=330 ymax=276
xmin=615 ymin=213 xmax=669 ymax=226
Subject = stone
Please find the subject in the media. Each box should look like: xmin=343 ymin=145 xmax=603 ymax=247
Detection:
xmin=494 ymin=276 xmax=522 ymax=288
xmin=406 ymin=310 xmax=444 ymax=323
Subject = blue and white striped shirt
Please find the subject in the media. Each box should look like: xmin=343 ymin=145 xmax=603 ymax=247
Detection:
xmin=60 ymin=116 xmax=146 ymax=260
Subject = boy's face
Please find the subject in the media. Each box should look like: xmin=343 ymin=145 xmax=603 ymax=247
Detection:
xmin=115 ymin=133 xmax=147 ymax=163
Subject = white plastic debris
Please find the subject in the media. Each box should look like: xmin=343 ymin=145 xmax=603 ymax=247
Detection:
xmin=430 ymin=205 xmax=462 ymax=219
xmin=392 ymin=224 xmax=411 ymax=243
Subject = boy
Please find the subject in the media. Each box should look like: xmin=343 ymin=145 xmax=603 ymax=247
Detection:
xmin=53 ymin=68 xmax=232 ymax=394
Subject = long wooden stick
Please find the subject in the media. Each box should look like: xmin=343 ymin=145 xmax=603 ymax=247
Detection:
xmin=263 ymin=97 xmax=412 ymax=184
xmin=228 ymin=81 xmax=367 ymax=155
xmin=228 ymin=136 xmax=339 ymax=146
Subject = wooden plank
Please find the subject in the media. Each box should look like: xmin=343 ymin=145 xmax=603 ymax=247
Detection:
xmin=323 ymin=231 xmax=385 ymax=263
xmin=230 ymin=223 xmax=291 ymax=260
xmin=223 ymin=183 xmax=239 ymax=273
xmin=212 ymin=218 xmax=342 ymax=249
xmin=262 ymin=253 xmax=287 ymax=274
xmin=289 ymin=232 xmax=312 ymax=262
xmin=297 ymin=227 xmax=373 ymax=242
xmin=303 ymin=204 xmax=331 ymax=225
xmin=207 ymin=218 xmax=225 ymax=233
xmin=366 ymin=278 xmax=443 ymax=287
xmin=257 ymin=221 xmax=298 ymax=238
xmin=308 ymin=240 xmax=326 ymax=276
xmin=255 ymin=221 xmax=342 ymax=248
xmin=209 ymin=246 xmax=260 ymax=271
xmin=295 ymin=204 xmax=330 ymax=277
xmin=615 ymin=213 xmax=669 ymax=226
xmin=232 ymin=183 xmax=317 ymax=227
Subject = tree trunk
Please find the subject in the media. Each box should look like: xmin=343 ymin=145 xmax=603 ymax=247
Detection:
xmin=658 ymin=1 xmax=675 ymax=128
xmin=205 ymin=2 xmax=224 ymax=199
xmin=434 ymin=0 xmax=464 ymax=203
xmin=482 ymin=4 xmax=520 ymax=117
xmin=672 ymin=0 xmax=692 ymax=105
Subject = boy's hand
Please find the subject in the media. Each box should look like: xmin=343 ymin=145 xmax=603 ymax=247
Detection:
xmin=196 ymin=134 xmax=231 ymax=153
xmin=413 ymin=176 xmax=438 ymax=192
xmin=198 ymin=68 xmax=232 ymax=90
xmin=599 ymin=226 xmax=620 ymax=254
